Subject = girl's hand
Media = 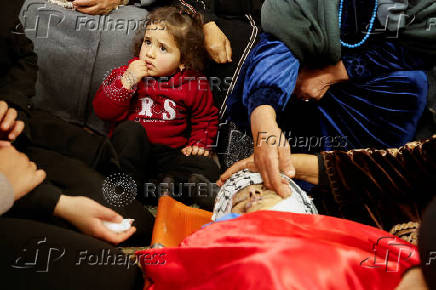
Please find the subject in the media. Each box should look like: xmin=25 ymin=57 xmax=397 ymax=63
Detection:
xmin=295 ymin=60 xmax=349 ymax=101
xmin=203 ymin=22 xmax=232 ymax=63
xmin=73 ymin=0 xmax=124 ymax=15
xmin=181 ymin=146 xmax=210 ymax=157
xmin=122 ymin=60 xmax=148 ymax=89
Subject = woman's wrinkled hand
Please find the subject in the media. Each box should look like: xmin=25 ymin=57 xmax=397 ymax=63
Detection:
xmin=73 ymin=0 xmax=122 ymax=15
xmin=295 ymin=60 xmax=349 ymax=102
xmin=203 ymin=22 xmax=232 ymax=63
xmin=217 ymin=106 xmax=295 ymax=197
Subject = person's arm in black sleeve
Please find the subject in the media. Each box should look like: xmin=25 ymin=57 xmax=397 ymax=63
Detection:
xmin=201 ymin=0 xmax=217 ymax=23
xmin=173 ymin=0 xmax=217 ymax=23
xmin=6 ymin=182 xmax=62 ymax=219
xmin=0 ymin=22 xmax=60 ymax=218
xmin=0 ymin=23 xmax=37 ymax=115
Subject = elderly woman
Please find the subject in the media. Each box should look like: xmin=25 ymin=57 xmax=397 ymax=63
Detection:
xmin=220 ymin=0 xmax=436 ymax=197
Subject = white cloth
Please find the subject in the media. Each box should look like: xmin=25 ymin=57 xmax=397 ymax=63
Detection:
xmin=212 ymin=169 xmax=317 ymax=221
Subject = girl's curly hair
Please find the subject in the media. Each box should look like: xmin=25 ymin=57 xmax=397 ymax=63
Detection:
xmin=134 ymin=6 xmax=206 ymax=72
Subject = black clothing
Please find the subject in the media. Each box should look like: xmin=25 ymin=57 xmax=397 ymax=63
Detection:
xmin=0 ymin=2 xmax=151 ymax=288
xmin=419 ymin=197 xmax=436 ymax=290
xmin=0 ymin=218 xmax=144 ymax=290
xmin=111 ymin=121 xmax=220 ymax=210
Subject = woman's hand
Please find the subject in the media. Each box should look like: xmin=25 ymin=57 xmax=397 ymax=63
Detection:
xmin=249 ymin=105 xmax=294 ymax=197
xmin=0 ymin=101 xmax=25 ymax=141
xmin=54 ymin=195 xmax=136 ymax=245
xmin=216 ymin=154 xmax=258 ymax=186
xmin=73 ymin=0 xmax=123 ymax=15
xmin=217 ymin=153 xmax=319 ymax=187
xmin=295 ymin=60 xmax=349 ymax=101
xmin=122 ymin=60 xmax=148 ymax=89
xmin=291 ymin=154 xmax=319 ymax=185
xmin=0 ymin=145 xmax=46 ymax=201
xmin=203 ymin=22 xmax=232 ymax=64
xmin=181 ymin=145 xmax=210 ymax=157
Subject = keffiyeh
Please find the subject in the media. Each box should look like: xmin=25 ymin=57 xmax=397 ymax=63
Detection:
xmin=212 ymin=169 xmax=317 ymax=221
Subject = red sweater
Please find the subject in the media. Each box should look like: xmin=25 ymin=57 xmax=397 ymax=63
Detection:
xmin=93 ymin=59 xmax=219 ymax=149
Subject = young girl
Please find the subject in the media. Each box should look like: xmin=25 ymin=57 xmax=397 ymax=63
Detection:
xmin=93 ymin=6 xmax=220 ymax=210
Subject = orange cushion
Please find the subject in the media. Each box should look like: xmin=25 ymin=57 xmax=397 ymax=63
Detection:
xmin=151 ymin=196 xmax=212 ymax=247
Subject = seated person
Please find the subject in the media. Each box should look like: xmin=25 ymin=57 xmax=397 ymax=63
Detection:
xmin=93 ymin=6 xmax=220 ymax=210
xmin=2 ymin=0 xmax=154 ymax=245
xmin=0 ymin=131 xmax=143 ymax=290
xmin=224 ymin=0 xmax=436 ymax=198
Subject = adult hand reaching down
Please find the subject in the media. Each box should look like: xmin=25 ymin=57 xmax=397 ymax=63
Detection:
xmin=249 ymin=105 xmax=294 ymax=198
xmin=54 ymin=195 xmax=136 ymax=244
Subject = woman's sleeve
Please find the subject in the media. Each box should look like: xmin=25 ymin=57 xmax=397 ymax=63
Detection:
xmin=0 ymin=22 xmax=37 ymax=115
xmin=178 ymin=0 xmax=217 ymax=23
xmin=342 ymin=41 xmax=433 ymax=81
xmin=317 ymin=135 xmax=436 ymax=230
xmin=235 ymin=34 xmax=300 ymax=115
xmin=9 ymin=183 xmax=62 ymax=218
xmin=226 ymin=34 xmax=300 ymax=128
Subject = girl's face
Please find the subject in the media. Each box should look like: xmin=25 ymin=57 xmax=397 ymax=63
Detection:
xmin=139 ymin=24 xmax=184 ymax=77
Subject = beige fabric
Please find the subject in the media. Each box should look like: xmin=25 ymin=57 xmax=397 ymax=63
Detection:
xmin=0 ymin=173 xmax=14 ymax=215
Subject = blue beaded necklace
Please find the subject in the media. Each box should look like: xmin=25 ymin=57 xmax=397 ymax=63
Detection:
xmin=339 ymin=0 xmax=378 ymax=48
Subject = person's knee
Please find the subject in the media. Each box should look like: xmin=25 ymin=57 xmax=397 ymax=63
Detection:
xmin=111 ymin=121 xmax=150 ymax=152
xmin=390 ymin=70 xmax=428 ymax=97
xmin=185 ymin=155 xmax=220 ymax=181
xmin=114 ymin=121 xmax=147 ymax=139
